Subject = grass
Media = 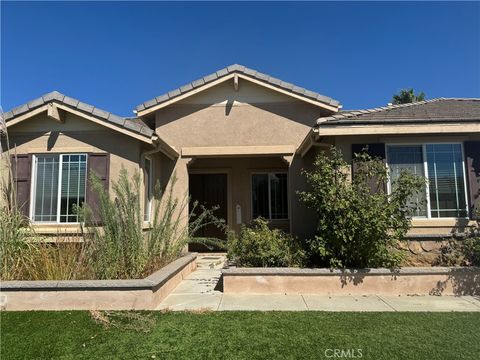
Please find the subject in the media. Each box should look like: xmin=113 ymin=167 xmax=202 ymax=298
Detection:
xmin=1 ymin=311 xmax=479 ymax=360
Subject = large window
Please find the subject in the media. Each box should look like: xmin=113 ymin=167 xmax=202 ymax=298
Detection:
xmin=32 ymin=154 xmax=87 ymax=223
xmin=252 ymin=173 xmax=288 ymax=220
xmin=387 ymin=144 xmax=468 ymax=218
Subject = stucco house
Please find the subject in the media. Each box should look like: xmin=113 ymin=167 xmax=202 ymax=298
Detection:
xmin=2 ymin=65 xmax=479 ymax=253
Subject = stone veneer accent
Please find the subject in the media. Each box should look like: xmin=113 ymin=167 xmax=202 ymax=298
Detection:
xmin=222 ymin=266 xmax=480 ymax=296
xmin=0 ymin=253 xmax=197 ymax=311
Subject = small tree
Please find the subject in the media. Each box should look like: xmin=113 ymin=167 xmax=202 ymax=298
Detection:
xmin=298 ymin=148 xmax=425 ymax=268
xmin=392 ymin=88 xmax=426 ymax=104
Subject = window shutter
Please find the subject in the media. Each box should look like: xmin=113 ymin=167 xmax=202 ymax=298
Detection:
xmin=10 ymin=154 xmax=32 ymax=217
xmin=464 ymin=141 xmax=480 ymax=219
xmin=86 ymin=153 xmax=109 ymax=221
xmin=351 ymin=143 xmax=386 ymax=193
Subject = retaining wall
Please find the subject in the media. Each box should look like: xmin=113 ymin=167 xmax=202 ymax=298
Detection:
xmin=0 ymin=253 xmax=197 ymax=311
xmin=222 ymin=267 xmax=480 ymax=296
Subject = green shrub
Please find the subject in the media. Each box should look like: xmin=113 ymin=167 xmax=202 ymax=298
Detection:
xmin=298 ymin=148 xmax=425 ymax=269
xmin=227 ymin=218 xmax=305 ymax=267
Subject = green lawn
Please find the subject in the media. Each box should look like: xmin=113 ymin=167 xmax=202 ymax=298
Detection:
xmin=1 ymin=311 xmax=479 ymax=360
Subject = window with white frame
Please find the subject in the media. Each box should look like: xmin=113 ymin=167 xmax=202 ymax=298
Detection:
xmin=252 ymin=173 xmax=288 ymax=220
xmin=144 ymin=157 xmax=153 ymax=222
xmin=387 ymin=144 xmax=468 ymax=218
xmin=32 ymin=154 xmax=87 ymax=223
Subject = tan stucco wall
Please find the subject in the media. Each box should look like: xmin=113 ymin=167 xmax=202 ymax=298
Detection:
xmin=155 ymin=80 xmax=330 ymax=149
xmin=3 ymin=112 xmax=152 ymax=232
xmin=222 ymin=269 xmax=480 ymax=296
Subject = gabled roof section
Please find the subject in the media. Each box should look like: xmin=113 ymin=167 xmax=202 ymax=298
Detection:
xmin=317 ymin=98 xmax=480 ymax=125
xmin=3 ymin=91 xmax=154 ymax=140
xmin=136 ymin=64 xmax=341 ymax=116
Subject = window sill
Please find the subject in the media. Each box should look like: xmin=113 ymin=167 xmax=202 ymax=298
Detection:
xmin=31 ymin=223 xmax=83 ymax=235
xmin=411 ymin=218 xmax=476 ymax=227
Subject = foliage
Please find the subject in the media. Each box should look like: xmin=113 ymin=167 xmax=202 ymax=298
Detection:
xmin=392 ymin=88 xmax=426 ymax=104
xmin=80 ymin=168 xmax=224 ymax=279
xmin=298 ymin=148 xmax=425 ymax=268
xmin=435 ymin=213 xmax=480 ymax=267
xmin=227 ymin=218 xmax=305 ymax=267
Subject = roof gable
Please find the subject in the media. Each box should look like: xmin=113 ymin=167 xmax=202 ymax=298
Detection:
xmin=3 ymin=91 xmax=154 ymax=143
xmin=136 ymin=64 xmax=341 ymax=116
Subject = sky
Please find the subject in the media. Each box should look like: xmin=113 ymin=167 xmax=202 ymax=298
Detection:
xmin=1 ymin=1 xmax=479 ymax=116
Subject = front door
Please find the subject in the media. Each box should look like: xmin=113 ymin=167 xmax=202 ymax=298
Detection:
xmin=189 ymin=173 xmax=228 ymax=244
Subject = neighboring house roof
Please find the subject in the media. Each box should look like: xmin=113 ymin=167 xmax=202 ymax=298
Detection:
xmin=317 ymin=98 xmax=480 ymax=125
xmin=136 ymin=64 xmax=341 ymax=115
xmin=3 ymin=91 xmax=154 ymax=138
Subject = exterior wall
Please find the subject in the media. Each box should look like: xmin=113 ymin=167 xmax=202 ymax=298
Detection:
xmin=3 ymin=112 xmax=151 ymax=233
xmin=333 ymin=133 xmax=480 ymax=236
xmin=155 ymin=80 xmax=329 ymax=149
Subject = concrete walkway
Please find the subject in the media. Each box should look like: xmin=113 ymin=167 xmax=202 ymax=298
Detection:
xmin=157 ymin=254 xmax=480 ymax=312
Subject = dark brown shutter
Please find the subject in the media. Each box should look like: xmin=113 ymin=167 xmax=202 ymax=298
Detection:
xmin=351 ymin=143 xmax=386 ymax=193
xmin=10 ymin=154 xmax=32 ymax=217
xmin=86 ymin=153 xmax=110 ymax=220
xmin=464 ymin=141 xmax=480 ymax=219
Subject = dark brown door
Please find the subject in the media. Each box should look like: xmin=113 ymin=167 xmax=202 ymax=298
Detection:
xmin=189 ymin=173 xmax=228 ymax=243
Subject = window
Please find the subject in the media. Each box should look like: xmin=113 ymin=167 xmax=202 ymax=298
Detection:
xmin=32 ymin=154 xmax=87 ymax=223
xmin=387 ymin=144 xmax=468 ymax=218
xmin=144 ymin=157 xmax=153 ymax=222
xmin=252 ymin=173 xmax=288 ymax=220
xmin=387 ymin=145 xmax=427 ymax=217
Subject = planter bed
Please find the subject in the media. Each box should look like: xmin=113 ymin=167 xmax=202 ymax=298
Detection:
xmin=222 ymin=266 xmax=480 ymax=296
xmin=0 ymin=253 xmax=197 ymax=311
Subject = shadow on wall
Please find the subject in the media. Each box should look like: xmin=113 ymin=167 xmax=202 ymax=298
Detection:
xmin=338 ymin=268 xmax=402 ymax=288
xmin=429 ymin=269 xmax=480 ymax=296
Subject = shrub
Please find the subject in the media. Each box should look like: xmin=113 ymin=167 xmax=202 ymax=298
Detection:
xmin=461 ymin=213 xmax=480 ymax=266
xmin=227 ymin=218 xmax=305 ymax=267
xmin=461 ymin=237 xmax=480 ymax=266
xmin=298 ymin=148 xmax=425 ymax=269
xmin=81 ymin=168 xmax=224 ymax=279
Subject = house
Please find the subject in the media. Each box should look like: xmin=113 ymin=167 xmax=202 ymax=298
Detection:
xmin=2 ymin=65 xmax=479 ymax=253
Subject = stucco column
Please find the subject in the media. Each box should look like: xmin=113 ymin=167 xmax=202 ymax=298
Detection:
xmin=162 ymin=156 xmax=191 ymax=244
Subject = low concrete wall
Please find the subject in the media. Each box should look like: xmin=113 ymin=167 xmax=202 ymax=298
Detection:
xmin=222 ymin=267 xmax=480 ymax=296
xmin=0 ymin=253 xmax=197 ymax=311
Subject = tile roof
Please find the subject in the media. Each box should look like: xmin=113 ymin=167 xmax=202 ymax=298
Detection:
xmin=317 ymin=98 xmax=480 ymax=125
xmin=3 ymin=91 xmax=154 ymax=137
xmin=136 ymin=64 xmax=341 ymax=112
